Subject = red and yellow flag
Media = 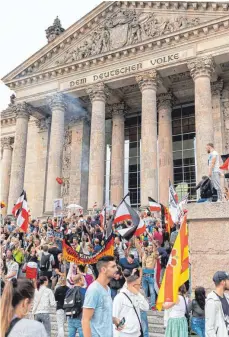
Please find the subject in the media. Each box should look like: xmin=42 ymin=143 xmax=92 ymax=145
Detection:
xmin=63 ymin=236 xmax=114 ymax=265
xmin=165 ymin=207 xmax=174 ymax=235
xmin=156 ymin=215 xmax=189 ymax=310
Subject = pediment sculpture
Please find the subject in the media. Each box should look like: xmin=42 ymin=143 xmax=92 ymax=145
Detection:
xmin=56 ymin=9 xmax=200 ymax=65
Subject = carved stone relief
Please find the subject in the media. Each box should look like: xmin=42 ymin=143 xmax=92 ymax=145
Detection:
xmin=55 ymin=9 xmax=201 ymax=65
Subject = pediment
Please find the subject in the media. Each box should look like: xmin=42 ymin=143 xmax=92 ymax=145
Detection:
xmin=3 ymin=1 xmax=229 ymax=85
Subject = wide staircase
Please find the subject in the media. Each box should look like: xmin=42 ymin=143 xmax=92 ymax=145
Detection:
xmin=50 ymin=307 xmax=165 ymax=337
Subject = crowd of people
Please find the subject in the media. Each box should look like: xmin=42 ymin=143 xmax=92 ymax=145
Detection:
xmin=0 ymin=210 xmax=229 ymax=337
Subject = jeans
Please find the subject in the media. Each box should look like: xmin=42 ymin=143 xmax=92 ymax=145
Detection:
xmin=35 ymin=313 xmax=51 ymax=337
xmin=142 ymin=274 xmax=155 ymax=307
xmin=140 ymin=310 xmax=149 ymax=337
xmin=197 ymin=198 xmax=208 ymax=203
xmin=68 ymin=317 xmax=84 ymax=337
xmin=191 ymin=317 xmax=205 ymax=337
xmin=56 ymin=309 xmax=65 ymax=337
xmin=212 ymin=172 xmax=222 ymax=201
xmin=110 ymin=288 xmax=118 ymax=300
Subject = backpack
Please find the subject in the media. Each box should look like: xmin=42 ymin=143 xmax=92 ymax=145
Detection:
xmin=63 ymin=287 xmax=83 ymax=318
xmin=40 ymin=253 xmax=50 ymax=272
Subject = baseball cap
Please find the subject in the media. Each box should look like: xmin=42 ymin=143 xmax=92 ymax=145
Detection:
xmin=213 ymin=271 xmax=229 ymax=283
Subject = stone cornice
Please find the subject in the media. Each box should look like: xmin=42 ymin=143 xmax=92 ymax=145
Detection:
xmin=3 ymin=6 xmax=229 ymax=89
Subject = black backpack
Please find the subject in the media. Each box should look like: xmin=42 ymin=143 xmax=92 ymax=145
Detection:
xmin=63 ymin=287 xmax=83 ymax=318
xmin=40 ymin=253 xmax=50 ymax=272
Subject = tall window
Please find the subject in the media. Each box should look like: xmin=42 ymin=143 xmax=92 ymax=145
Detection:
xmin=172 ymin=103 xmax=197 ymax=200
xmin=124 ymin=116 xmax=141 ymax=208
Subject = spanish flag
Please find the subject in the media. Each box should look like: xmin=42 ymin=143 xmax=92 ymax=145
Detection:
xmin=156 ymin=215 xmax=189 ymax=310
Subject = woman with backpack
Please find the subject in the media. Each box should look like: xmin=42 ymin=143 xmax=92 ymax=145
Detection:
xmin=1 ymin=278 xmax=47 ymax=337
xmin=54 ymin=277 xmax=69 ymax=337
xmin=33 ymin=276 xmax=56 ymax=337
xmin=188 ymin=287 xmax=206 ymax=337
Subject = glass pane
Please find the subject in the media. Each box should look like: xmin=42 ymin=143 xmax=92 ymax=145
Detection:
xmin=173 ymin=135 xmax=182 ymax=151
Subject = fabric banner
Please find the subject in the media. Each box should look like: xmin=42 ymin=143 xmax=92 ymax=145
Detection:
xmin=63 ymin=236 xmax=114 ymax=265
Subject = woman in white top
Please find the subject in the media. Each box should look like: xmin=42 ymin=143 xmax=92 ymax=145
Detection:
xmin=33 ymin=276 xmax=56 ymax=337
xmin=163 ymin=284 xmax=189 ymax=337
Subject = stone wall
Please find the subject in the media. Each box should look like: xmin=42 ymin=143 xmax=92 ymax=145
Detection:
xmin=187 ymin=202 xmax=229 ymax=293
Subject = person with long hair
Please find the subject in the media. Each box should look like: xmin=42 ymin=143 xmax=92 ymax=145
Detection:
xmin=32 ymin=276 xmax=56 ymax=337
xmin=163 ymin=284 xmax=189 ymax=337
xmin=1 ymin=278 xmax=47 ymax=337
xmin=188 ymin=287 xmax=205 ymax=337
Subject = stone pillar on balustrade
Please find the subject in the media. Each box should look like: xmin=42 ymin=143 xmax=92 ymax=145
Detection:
xmin=136 ymin=70 xmax=160 ymax=207
xmin=158 ymin=92 xmax=174 ymax=206
xmin=45 ymin=93 xmax=66 ymax=214
xmin=109 ymin=102 xmax=125 ymax=206
xmin=7 ymin=102 xmax=30 ymax=213
xmin=188 ymin=56 xmax=215 ymax=182
xmin=87 ymin=82 xmax=110 ymax=210
xmin=1 ymin=137 xmax=13 ymax=216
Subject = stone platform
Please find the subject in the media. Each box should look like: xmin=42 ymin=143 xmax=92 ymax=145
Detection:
xmin=187 ymin=202 xmax=229 ymax=293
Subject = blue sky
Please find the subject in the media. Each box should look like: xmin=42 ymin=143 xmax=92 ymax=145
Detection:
xmin=0 ymin=0 xmax=100 ymax=111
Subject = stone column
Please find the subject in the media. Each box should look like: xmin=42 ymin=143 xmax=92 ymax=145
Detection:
xmin=45 ymin=93 xmax=66 ymax=213
xmin=110 ymin=103 xmax=125 ymax=205
xmin=211 ymin=79 xmax=224 ymax=154
xmin=33 ymin=118 xmax=51 ymax=217
xmin=188 ymin=56 xmax=215 ymax=182
xmin=136 ymin=70 xmax=159 ymax=207
xmin=1 ymin=137 xmax=13 ymax=216
xmin=158 ymin=93 xmax=173 ymax=206
xmin=222 ymin=84 xmax=229 ymax=152
xmin=7 ymin=103 xmax=30 ymax=213
xmin=87 ymin=82 xmax=109 ymax=209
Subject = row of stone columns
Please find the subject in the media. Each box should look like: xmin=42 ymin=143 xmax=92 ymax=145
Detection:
xmin=1 ymin=56 xmax=219 ymax=214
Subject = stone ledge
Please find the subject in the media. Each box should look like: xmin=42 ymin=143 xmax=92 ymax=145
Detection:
xmin=187 ymin=202 xmax=229 ymax=220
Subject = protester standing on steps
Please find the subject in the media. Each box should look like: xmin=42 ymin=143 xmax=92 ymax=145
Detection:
xmin=205 ymin=271 xmax=229 ymax=337
xmin=64 ymin=274 xmax=86 ymax=337
xmin=163 ymin=284 xmax=189 ymax=337
xmin=82 ymin=256 xmax=121 ymax=337
xmin=188 ymin=286 xmax=206 ymax=337
xmin=1 ymin=278 xmax=47 ymax=337
xmin=113 ymin=272 xmax=149 ymax=337
xmin=206 ymin=143 xmax=223 ymax=201
xmin=54 ymin=276 xmax=69 ymax=337
xmin=33 ymin=276 xmax=56 ymax=337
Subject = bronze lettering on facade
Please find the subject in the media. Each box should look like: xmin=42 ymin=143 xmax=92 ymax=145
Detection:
xmin=150 ymin=53 xmax=179 ymax=66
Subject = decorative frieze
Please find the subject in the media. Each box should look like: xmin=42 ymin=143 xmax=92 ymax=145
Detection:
xmin=188 ymin=56 xmax=215 ymax=80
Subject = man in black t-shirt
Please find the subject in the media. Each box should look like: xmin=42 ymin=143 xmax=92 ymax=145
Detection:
xmin=206 ymin=271 xmax=229 ymax=336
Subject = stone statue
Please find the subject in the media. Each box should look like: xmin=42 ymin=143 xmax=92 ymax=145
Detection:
xmin=45 ymin=16 xmax=65 ymax=43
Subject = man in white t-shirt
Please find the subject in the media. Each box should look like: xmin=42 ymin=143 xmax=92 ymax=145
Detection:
xmin=206 ymin=143 xmax=222 ymax=201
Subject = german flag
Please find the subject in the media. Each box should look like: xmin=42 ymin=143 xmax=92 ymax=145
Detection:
xmin=156 ymin=215 xmax=189 ymax=310
xmin=63 ymin=235 xmax=114 ymax=265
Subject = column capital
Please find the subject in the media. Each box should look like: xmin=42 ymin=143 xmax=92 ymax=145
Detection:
xmin=157 ymin=92 xmax=173 ymax=110
xmin=1 ymin=137 xmax=13 ymax=150
xmin=68 ymin=115 xmax=90 ymax=127
xmin=211 ymin=78 xmax=224 ymax=95
xmin=35 ymin=117 xmax=51 ymax=132
xmin=136 ymin=70 xmax=161 ymax=91
xmin=87 ymin=82 xmax=110 ymax=103
xmin=47 ymin=93 xmax=67 ymax=110
xmin=188 ymin=56 xmax=215 ymax=80
xmin=108 ymin=102 xmax=126 ymax=118
xmin=11 ymin=102 xmax=31 ymax=119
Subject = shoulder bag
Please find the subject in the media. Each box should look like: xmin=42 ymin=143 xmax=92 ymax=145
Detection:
xmin=123 ymin=292 xmax=143 ymax=337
